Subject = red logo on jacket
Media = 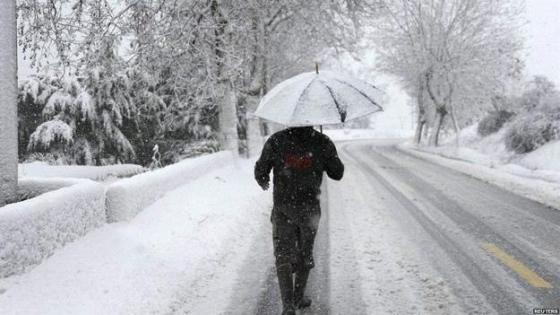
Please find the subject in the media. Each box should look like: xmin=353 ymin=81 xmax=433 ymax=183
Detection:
xmin=284 ymin=153 xmax=313 ymax=171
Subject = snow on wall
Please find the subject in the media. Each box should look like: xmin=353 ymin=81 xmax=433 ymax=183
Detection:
xmin=105 ymin=151 xmax=234 ymax=222
xmin=18 ymin=162 xmax=146 ymax=181
xmin=17 ymin=177 xmax=88 ymax=200
xmin=0 ymin=181 xmax=106 ymax=277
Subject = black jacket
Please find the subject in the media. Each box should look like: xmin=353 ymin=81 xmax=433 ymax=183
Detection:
xmin=254 ymin=127 xmax=344 ymax=218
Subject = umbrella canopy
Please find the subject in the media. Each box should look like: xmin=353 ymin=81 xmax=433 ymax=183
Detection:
xmin=254 ymin=70 xmax=383 ymax=126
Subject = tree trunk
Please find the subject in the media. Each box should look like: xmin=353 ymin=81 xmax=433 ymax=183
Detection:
xmin=0 ymin=1 xmax=17 ymax=206
xmin=449 ymin=106 xmax=460 ymax=147
xmin=414 ymin=73 xmax=426 ymax=144
xmin=210 ymin=0 xmax=238 ymax=156
xmin=246 ymin=95 xmax=264 ymax=157
xmin=430 ymin=109 xmax=447 ymax=147
xmin=245 ymin=19 xmax=267 ymax=158
xmin=424 ymin=68 xmax=452 ymax=147
xmin=217 ymin=81 xmax=239 ymax=156
xmin=423 ymin=123 xmax=430 ymax=140
xmin=247 ymin=118 xmax=263 ymax=157
xmin=414 ymin=119 xmax=425 ymax=144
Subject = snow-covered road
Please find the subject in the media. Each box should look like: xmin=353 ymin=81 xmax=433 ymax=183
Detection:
xmin=231 ymin=140 xmax=560 ymax=314
xmin=1 ymin=140 xmax=559 ymax=314
xmin=332 ymin=140 xmax=560 ymax=314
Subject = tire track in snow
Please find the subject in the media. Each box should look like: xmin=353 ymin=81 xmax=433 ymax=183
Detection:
xmin=339 ymin=142 xmax=481 ymax=314
xmin=395 ymin=146 xmax=560 ymax=227
xmin=390 ymin=146 xmax=560 ymax=272
xmin=226 ymin=210 xmax=276 ymax=315
xmin=251 ymin=183 xmax=332 ymax=315
xmin=343 ymin=143 xmax=528 ymax=314
xmin=370 ymin=146 xmax=560 ymax=308
xmin=300 ymin=182 xmax=332 ymax=314
xmin=323 ymin=157 xmax=372 ymax=315
xmin=254 ymin=266 xmax=282 ymax=314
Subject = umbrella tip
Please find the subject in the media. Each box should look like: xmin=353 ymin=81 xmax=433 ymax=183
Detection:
xmin=315 ymin=63 xmax=319 ymax=74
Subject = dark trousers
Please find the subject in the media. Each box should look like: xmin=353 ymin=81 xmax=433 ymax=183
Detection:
xmin=271 ymin=205 xmax=320 ymax=272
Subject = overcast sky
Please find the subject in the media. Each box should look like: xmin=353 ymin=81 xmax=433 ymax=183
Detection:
xmin=524 ymin=0 xmax=560 ymax=85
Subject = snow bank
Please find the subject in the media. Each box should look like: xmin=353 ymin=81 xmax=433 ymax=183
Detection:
xmin=105 ymin=151 xmax=234 ymax=222
xmin=17 ymin=177 xmax=87 ymax=200
xmin=324 ymin=129 xmax=378 ymax=141
xmin=18 ymin=162 xmax=145 ymax=181
xmin=400 ymin=144 xmax=560 ymax=211
xmin=0 ymin=161 xmax=271 ymax=314
xmin=0 ymin=181 xmax=105 ymax=277
xmin=324 ymin=128 xmax=412 ymax=142
xmin=518 ymin=140 xmax=560 ymax=172
xmin=420 ymin=124 xmax=560 ymax=185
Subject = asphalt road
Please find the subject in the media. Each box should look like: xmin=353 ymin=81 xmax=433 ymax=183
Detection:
xmin=340 ymin=141 xmax=560 ymax=314
xmin=232 ymin=140 xmax=560 ymax=314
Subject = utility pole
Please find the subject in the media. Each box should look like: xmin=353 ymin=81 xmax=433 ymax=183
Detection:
xmin=0 ymin=0 xmax=18 ymax=206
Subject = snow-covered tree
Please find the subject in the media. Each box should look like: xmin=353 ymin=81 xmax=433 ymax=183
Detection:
xmin=18 ymin=76 xmax=55 ymax=158
xmin=17 ymin=0 xmax=371 ymax=163
xmin=504 ymin=76 xmax=560 ymax=153
xmin=224 ymin=0 xmax=364 ymax=155
xmin=518 ymin=75 xmax=557 ymax=111
xmin=372 ymin=0 xmax=524 ymax=145
xmin=122 ymin=0 xmax=364 ymax=156
xmin=24 ymin=71 xmax=136 ymax=165
xmin=0 ymin=0 xmax=18 ymax=205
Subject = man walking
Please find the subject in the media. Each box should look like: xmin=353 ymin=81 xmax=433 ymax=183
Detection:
xmin=254 ymin=126 xmax=344 ymax=315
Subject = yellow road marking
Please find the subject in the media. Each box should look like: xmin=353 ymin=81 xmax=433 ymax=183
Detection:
xmin=481 ymin=242 xmax=553 ymax=289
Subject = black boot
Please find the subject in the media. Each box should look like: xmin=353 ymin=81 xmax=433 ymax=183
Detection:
xmin=294 ymin=268 xmax=312 ymax=309
xmin=277 ymin=263 xmax=296 ymax=315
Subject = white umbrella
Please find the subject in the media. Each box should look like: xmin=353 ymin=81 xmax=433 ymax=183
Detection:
xmin=254 ymin=70 xmax=383 ymax=127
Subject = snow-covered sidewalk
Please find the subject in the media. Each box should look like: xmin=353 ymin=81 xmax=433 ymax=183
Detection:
xmin=0 ymin=160 xmax=272 ymax=314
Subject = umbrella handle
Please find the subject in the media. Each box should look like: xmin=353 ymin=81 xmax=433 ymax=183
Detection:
xmin=315 ymin=64 xmax=320 ymax=134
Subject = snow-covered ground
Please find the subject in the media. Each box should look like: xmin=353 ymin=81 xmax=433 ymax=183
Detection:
xmin=0 ymin=159 xmax=272 ymax=314
xmin=2 ymin=128 xmax=558 ymax=314
xmin=105 ymin=152 xmax=232 ymax=222
xmin=403 ymin=125 xmax=560 ymax=210
xmin=0 ymin=130 xmax=447 ymax=314
xmin=328 ymin=148 xmax=465 ymax=314
xmin=413 ymin=125 xmax=560 ymax=177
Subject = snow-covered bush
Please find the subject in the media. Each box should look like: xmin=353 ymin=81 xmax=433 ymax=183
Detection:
xmin=518 ymin=76 xmax=557 ymax=111
xmin=504 ymin=115 xmax=552 ymax=153
xmin=504 ymin=97 xmax=560 ymax=154
xmin=24 ymin=152 xmax=66 ymax=165
xmin=18 ymin=76 xmax=59 ymax=158
xmin=477 ymin=110 xmax=514 ymax=137
xmin=105 ymin=151 xmax=233 ymax=222
xmin=159 ymin=139 xmax=220 ymax=165
xmin=0 ymin=181 xmax=105 ymax=277
xmin=28 ymin=120 xmax=73 ymax=150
